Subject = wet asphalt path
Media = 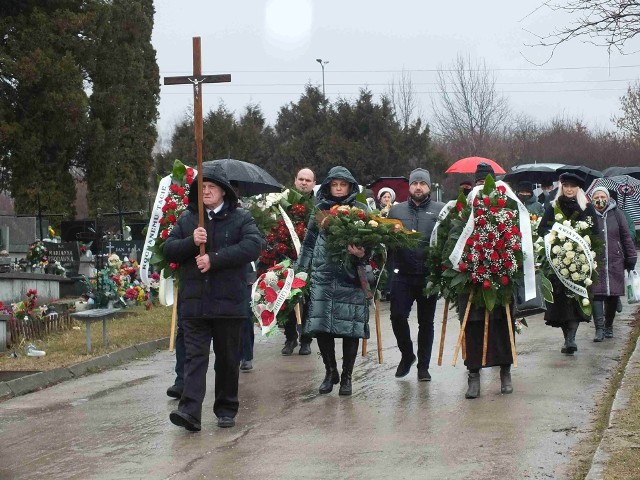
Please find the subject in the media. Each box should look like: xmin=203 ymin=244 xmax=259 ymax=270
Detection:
xmin=0 ymin=300 xmax=636 ymax=479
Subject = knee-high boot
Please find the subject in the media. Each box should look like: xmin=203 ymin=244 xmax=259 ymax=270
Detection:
xmin=604 ymin=303 xmax=616 ymax=338
xmin=339 ymin=338 xmax=359 ymax=396
xmin=560 ymin=326 xmax=569 ymax=353
xmin=465 ymin=370 xmax=480 ymax=399
xmin=500 ymin=365 xmax=513 ymax=394
xmin=592 ymin=300 xmax=605 ymax=342
xmin=317 ymin=334 xmax=339 ymax=394
xmin=565 ymin=322 xmax=578 ymax=354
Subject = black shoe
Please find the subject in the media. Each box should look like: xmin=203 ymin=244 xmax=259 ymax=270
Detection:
xmin=240 ymin=359 xmax=253 ymax=371
xmin=217 ymin=416 xmax=235 ymax=428
xmin=338 ymin=374 xmax=352 ymax=396
xmin=166 ymin=384 xmax=183 ymax=399
xmin=604 ymin=327 xmax=614 ymax=338
xmin=395 ymin=353 xmax=416 ymax=378
xmin=500 ymin=366 xmax=513 ymax=394
xmin=299 ymin=342 xmax=311 ymax=355
xmin=417 ymin=367 xmax=431 ymax=382
xmin=319 ymin=370 xmax=340 ymax=394
xmin=281 ymin=339 xmax=298 ymax=356
xmin=170 ymin=410 xmax=201 ymax=432
xmin=616 ymin=297 xmax=623 ymax=313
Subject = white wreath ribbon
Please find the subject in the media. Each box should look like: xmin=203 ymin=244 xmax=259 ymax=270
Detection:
xmin=448 ymin=181 xmax=536 ymax=301
xmin=544 ymin=222 xmax=594 ymax=298
xmin=251 ymin=268 xmax=295 ymax=335
xmin=140 ymin=174 xmax=173 ymax=287
xmin=278 ymin=205 xmax=301 ymax=255
xmin=430 ymin=200 xmax=456 ymax=247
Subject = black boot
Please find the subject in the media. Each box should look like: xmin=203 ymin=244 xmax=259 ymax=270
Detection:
xmin=465 ymin=371 xmax=480 ymax=399
xmin=565 ymin=324 xmax=578 ymax=354
xmin=317 ymin=334 xmax=339 ymax=394
xmin=560 ymin=326 xmax=569 ymax=353
xmin=593 ymin=301 xmax=605 ymax=342
xmin=500 ymin=365 xmax=513 ymax=394
xmin=339 ymin=338 xmax=358 ymax=396
xmin=604 ymin=316 xmax=614 ymax=338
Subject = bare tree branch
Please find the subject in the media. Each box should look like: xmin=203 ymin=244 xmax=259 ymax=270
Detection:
xmin=526 ymin=1 xmax=640 ymax=60
xmin=387 ymin=68 xmax=422 ymax=130
xmin=431 ymin=54 xmax=510 ymax=155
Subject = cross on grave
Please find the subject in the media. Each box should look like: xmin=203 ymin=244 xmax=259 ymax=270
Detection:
xmin=164 ymin=36 xmax=231 ymax=256
xmin=106 ymin=240 xmax=114 ymax=255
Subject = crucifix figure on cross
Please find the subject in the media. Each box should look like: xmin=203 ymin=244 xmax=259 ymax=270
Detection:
xmin=163 ymin=36 xmax=231 ymax=255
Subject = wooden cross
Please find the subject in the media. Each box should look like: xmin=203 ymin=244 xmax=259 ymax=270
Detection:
xmin=163 ymin=37 xmax=231 ymax=255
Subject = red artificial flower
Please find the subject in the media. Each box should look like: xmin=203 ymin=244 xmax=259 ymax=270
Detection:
xmin=186 ymin=167 xmax=194 ymax=177
xmin=178 ymin=187 xmax=185 ymax=197
xmin=504 ymin=232 xmax=512 ymax=241
xmin=160 ymin=229 xmax=169 ymax=239
xmin=261 ymin=309 xmax=275 ymax=326
xmin=182 ymin=197 xmax=189 ymax=205
xmin=497 ymin=223 xmax=506 ymax=232
xmin=511 ymin=225 xmax=520 ymax=234
xmin=271 ymin=264 xmax=283 ymax=271
xmin=170 ymin=183 xmax=178 ymax=193
xmin=490 ymin=251 xmax=499 ymax=261
xmin=512 ymin=244 xmax=521 ymax=251
xmin=497 ymin=185 xmax=506 ymax=194
xmin=471 ymin=274 xmax=478 ymax=283
xmin=466 ymin=238 xmax=474 ymax=246
xmin=482 ymin=196 xmax=491 ymax=206
xmin=477 ymin=265 xmax=487 ymax=275
xmin=159 ymin=217 xmax=166 ymax=225
xmin=169 ymin=262 xmax=178 ymax=270
xmin=264 ymin=287 xmax=278 ymax=303
xmin=478 ymin=218 xmax=487 ymax=227
xmin=484 ymin=241 xmax=493 ymax=250
xmin=501 ymin=252 xmax=509 ymax=260
xmin=441 ymin=265 xmax=447 ymax=272
xmin=497 ymin=198 xmax=506 ymax=208
xmin=258 ymin=281 xmax=267 ymax=290
xmin=483 ymin=280 xmax=491 ymax=289
xmin=277 ymin=280 xmax=285 ymax=288
xmin=475 ymin=209 xmax=484 ymax=217
xmin=495 ymin=240 xmax=506 ymax=250
xmin=504 ymin=260 xmax=513 ymax=269
xmin=488 ymin=232 xmax=496 ymax=240
xmin=474 ymin=243 xmax=483 ymax=252
xmin=478 ymin=252 xmax=485 ymax=260
xmin=490 ymin=264 xmax=499 ymax=273
xmin=291 ymin=277 xmax=307 ymax=289
xmin=473 ymin=198 xmax=479 ymax=207
xmin=467 ymin=253 xmax=474 ymax=262
xmin=458 ymin=262 xmax=468 ymax=272
xmin=500 ymin=275 xmax=510 ymax=286
xmin=490 ymin=207 xmax=498 ymax=214
xmin=456 ymin=202 xmax=464 ymax=212
xmin=168 ymin=214 xmax=177 ymax=224
xmin=473 ymin=233 xmax=480 ymax=241
xmin=357 ymin=211 xmax=366 ymax=220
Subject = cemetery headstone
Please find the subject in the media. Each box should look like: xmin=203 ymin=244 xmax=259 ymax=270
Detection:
xmin=108 ymin=240 xmax=143 ymax=263
xmin=45 ymin=241 xmax=80 ymax=276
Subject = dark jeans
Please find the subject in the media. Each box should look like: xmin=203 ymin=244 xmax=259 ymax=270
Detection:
xmin=284 ymin=301 xmax=312 ymax=345
xmin=179 ymin=317 xmax=243 ymax=421
xmin=389 ymin=274 xmax=438 ymax=369
xmin=240 ymin=317 xmax=255 ymax=361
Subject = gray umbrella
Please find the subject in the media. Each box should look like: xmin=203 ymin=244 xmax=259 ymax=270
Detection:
xmin=203 ymin=159 xmax=282 ymax=196
xmin=503 ymin=163 xmax=565 ymax=185
xmin=602 ymin=166 xmax=640 ymax=180
xmin=557 ymin=165 xmax=603 ymax=187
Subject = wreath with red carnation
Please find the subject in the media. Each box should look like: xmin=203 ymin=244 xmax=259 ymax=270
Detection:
xmin=150 ymin=160 xmax=194 ymax=278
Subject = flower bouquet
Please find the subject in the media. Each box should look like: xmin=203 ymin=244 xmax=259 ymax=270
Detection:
xmin=316 ymin=205 xmax=419 ymax=266
xmin=244 ymin=188 xmax=315 ymax=275
xmin=251 ymin=259 xmax=308 ymax=336
xmin=539 ymin=208 xmax=599 ymax=317
xmin=26 ymin=241 xmax=48 ymax=269
xmin=149 ymin=160 xmax=194 ymax=279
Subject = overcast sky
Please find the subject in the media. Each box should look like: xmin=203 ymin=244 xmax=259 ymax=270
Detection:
xmin=152 ymin=0 xmax=640 ymax=143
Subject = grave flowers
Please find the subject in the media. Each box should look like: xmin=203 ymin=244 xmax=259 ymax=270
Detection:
xmin=26 ymin=240 xmax=48 ymax=270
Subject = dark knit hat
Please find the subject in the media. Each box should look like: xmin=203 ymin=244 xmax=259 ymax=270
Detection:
xmin=409 ymin=168 xmax=431 ymax=187
xmin=516 ymin=181 xmax=534 ymax=194
xmin=559 ymin=172 xmax=584 ymax=188
xmin=474 ymin=162 xmax=495 ymax=182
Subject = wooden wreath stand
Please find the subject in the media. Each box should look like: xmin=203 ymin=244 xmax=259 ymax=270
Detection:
xmin=447 ymin=292 xmax=518 ymax=368
xmin=361 ymin=298 xmax=383 ymax=364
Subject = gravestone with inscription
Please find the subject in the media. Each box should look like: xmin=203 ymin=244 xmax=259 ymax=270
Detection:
xmin=45 ymin=241 xmax=80 ymax=276
xmin=106 ymin=240 xmax=144 ymax=263
xmin=0 ymin=217 xmax=43 ymax=253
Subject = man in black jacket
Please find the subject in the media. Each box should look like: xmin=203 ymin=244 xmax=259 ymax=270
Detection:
xmin=164 ymin=163 xmax=262 ymax=431
xmin=387 ymin=168 xmax=444 ymax=381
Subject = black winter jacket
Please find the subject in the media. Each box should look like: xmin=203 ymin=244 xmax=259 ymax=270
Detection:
xmin=163 ymin=164 xmax=263 ymax=319
xmin=387 ymin=196 xmax=444 ymax=276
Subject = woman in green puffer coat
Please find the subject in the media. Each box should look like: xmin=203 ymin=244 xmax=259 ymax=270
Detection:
xmin=297 ymin=166 xmax=370 ymax=396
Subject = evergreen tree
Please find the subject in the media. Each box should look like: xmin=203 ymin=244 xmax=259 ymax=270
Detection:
xmin=84 ymin=0 xmax=159 ymax=216
xmin=0 ymin=1 xmax=90 ymax=217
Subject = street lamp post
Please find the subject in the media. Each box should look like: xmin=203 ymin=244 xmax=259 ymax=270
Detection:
xmin=316 ymin=58 xmax=329 ymax=97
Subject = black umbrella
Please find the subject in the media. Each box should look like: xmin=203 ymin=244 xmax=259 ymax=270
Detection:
xmin=503 ymin=163 xmax=564 ymax=185
xmin=557 ymin=165 xmax=603 ymax=188
xmin=602 ymin=166 xmax=640 ymax=180
xmin=203 ymin=159 xmax=282 ymax=196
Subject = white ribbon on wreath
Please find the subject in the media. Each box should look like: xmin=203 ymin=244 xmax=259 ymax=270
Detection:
xmin=278 ymin=205 xmax=301 ymax=255
xmin=430 ymin=200 xmax=456 ymax=247
xmin=448 ymin=181 xmax=536 ymax=302
xmin=544 ymin=222 xmax=594 ymax=298
xmin=251 ymin=268 xmax=295 ymax=335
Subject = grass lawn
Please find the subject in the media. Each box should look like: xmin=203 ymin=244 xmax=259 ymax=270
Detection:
xmin=0 ymin=306 xmax=173 ymax=372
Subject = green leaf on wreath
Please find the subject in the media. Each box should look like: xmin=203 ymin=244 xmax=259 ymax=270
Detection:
xmin=172 ymin=159 xmax=187 ymax=182
xmin=450 ymin=273 xmax=467 ymax=288
xmin=483 ymin=174 xmax=496 ymax=194
xmin=483 ymin=287 xmax=497 ymax=312
xmin=540 ymin=272 xmax=554 ymax=303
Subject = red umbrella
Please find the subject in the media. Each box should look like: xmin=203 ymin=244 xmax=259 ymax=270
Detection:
xmin=446 ymin=156 xmax=506 ymax=174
